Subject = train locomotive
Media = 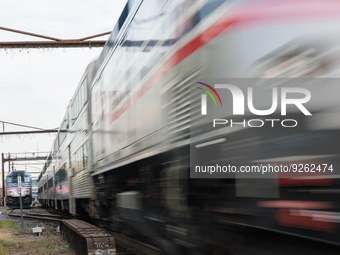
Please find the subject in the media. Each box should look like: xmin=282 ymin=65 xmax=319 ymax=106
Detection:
xmin=6 ymin=171 xmax=32 ymax=208
xmin=39 ymin=0 xmax=340 ymax=254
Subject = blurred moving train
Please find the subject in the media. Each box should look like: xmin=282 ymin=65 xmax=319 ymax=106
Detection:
xmin=38 ymin=0 xmax=340 ymax=254
xmin=7 ymin=171 xmax=32 ymax=208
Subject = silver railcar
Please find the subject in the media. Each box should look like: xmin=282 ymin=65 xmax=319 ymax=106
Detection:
xmin=39 ymin=0 xmax=340 ymax=254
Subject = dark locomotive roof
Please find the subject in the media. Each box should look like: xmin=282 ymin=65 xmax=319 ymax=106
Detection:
xmin=6 ymin=171 xmax=31 ymax=182
xmin=7 ymin=171 xmax=29 ymax=177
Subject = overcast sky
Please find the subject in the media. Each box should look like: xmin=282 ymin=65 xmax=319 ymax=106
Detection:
xmin=0 ymin=0 xmax=126 ymax=178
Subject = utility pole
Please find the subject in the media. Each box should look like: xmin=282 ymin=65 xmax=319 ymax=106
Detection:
xmin=2 ymin=153 xmax=4 ymax=207
xmin=8 ymin=154 xmax=10 ymax=175
xmin=18 ymin=175 xmax=23 ymax=229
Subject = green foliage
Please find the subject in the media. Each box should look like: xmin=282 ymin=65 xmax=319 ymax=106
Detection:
xmin=55 ymin=244 xmax=69 ymax=250
xmin=0 ymin=239 xmax=16 ymax=249
xmin=0 ymin=222 xmax=17 ymax=228
xmin=41 ymin=243 xmax=52 ymax=249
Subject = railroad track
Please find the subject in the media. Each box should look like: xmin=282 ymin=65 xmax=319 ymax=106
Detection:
xmin=24 ymin=209 xmax=65 ymax=218
xmin=7 ymin=209 xmax=62 ymax=223
xmin=7 ymin=208 xmax=166 ymax=255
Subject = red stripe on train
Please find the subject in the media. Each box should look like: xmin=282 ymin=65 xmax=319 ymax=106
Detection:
xmin=276 ymin=209 xmax=338 ymax=232
xmin=6 ymin=187 xmax=31 ymax=190
xmin=279 ymin=178 xmax=334 ymax=186
xmin=257 ymin=200 xmax=335 ymax=209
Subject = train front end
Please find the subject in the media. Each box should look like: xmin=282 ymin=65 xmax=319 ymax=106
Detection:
xmin=6 ymin=171 xmax=32 ymax=208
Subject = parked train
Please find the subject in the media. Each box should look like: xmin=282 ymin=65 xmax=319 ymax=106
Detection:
xmin=39 ymin=0 xmax=340 ymax=254
xmin=6 ymin=171 xmax=32 ymax=208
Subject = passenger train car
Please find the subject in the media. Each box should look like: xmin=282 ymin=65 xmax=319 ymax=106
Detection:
xmin=6 ymin=171 xmax=32 ymax=208
xmin=39 ymin=0 xmax=340 ymax=254
xmin=39 ymin=61 xmax=96 ymax=214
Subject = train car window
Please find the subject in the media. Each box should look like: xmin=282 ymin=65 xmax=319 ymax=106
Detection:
xmin=73 ymin=95 xmax=78 ymax=123
xmin=76 ymin=94 xmax=79 ymax=119
xmin=83 ymin=141 xmax=89 ymax=168
xmin=81 ymin=84 xmax=84 ymax=110
xmin=78 ymin=91 xmax=81 ymax=109
xmin=76 ymin=149 xmax=80 ymax=172
xmin=11 ymin=176 xmax=19 ymax=182
xmin=84 ymin=80 xmax=88 ymax=104
xmin=24 ymin=176 xmax=30 ymax=182
xmin=79 ymin=83 xmax=83 ymax=109
xmin=55 ymin=168 xmax=67 ymax=182
xmin=77 ymin=93 xmax=80 ymax=115
xmin=79 ymin=146 xmax=83 ymax=171
xmin=48 ymin=178 xmax=53 ymax=188
xmin=73 ymin=141 xmax=89 ymax=174
xmin=74 ymin=150 xmax=79 ymax=173
xmin=71 ymin=79 xmax=87 ymax=125
xmin=6 ymin=177 xmax=12 ymax=182
xmin=60 ymin=169 xmax=67 ymax=181
xmin=54 ymin=137 xmax=59 ymax=153
xmin=83 ymin=81 xmax=87 ymax=104
xmin=59 ymin=118 xmax=68 ymax=144
xmin=71 ymin=102 xmax=75 ymax=124
xmin=74 ymin=150 xmax=78 ymax=173
xmin=118 ymin=2 xmax=129 ymax=30
xmin=197 ymin=0 xmax=226 ymax=23
xmin=47 ymin=154 xmax=52 ymax=167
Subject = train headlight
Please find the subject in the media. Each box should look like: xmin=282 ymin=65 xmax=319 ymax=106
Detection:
xmin=7 ymin=191 xmax=13 ymax=195
xmin=24 ymin=190 xmax=30 ymax=194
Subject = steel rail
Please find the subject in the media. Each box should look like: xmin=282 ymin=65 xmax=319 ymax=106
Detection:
xmin=23 ymin=210 xmax=65 ymax=219
xmin=7 ymin=210 xmax=62 ymax=223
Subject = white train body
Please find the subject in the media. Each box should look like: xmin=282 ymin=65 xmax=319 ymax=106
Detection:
xmin=39 ymin=0 xmax=340 ymax=253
